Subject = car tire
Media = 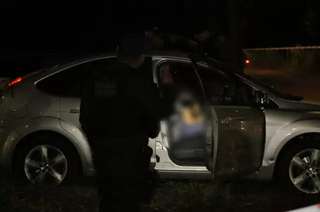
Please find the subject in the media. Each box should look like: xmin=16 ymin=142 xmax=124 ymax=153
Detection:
xmin=275 ymin=138 xmax=320 ymax=194
xmin=13 ymin=133 xmax=80 ymax=187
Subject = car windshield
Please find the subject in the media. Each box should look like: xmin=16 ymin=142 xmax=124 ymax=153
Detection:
xmin=191 ymin=55 xmax=304 ymax=101
xmin=240 ymin=74 xmax=304 ymax=101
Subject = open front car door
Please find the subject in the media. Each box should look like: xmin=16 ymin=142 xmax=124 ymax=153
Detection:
xmin=207 ymin=106 xmax=266 ymax=180
xmin=155 ymin=57 xmax=266 ymax=181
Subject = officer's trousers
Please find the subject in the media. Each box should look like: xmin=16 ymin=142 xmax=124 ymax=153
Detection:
xmin=140 ymin=146 xmax=159 ymax=204
xmin=90 ymin=135 xmax=152 ymax=212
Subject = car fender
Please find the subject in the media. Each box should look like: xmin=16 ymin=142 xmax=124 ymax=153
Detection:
xmin=1 ymin=116 xmax=92 ymax=173
xmin=59 ymin=119 xmax=93 ymax=169
xmin=264 ymin=119 xmax=320 ymax=165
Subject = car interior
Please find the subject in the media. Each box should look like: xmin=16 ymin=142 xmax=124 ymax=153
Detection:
xmin=157 ymin=61 xmax=209 ymax=166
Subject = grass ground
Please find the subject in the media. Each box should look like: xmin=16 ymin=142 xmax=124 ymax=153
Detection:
xmin=1 ymin=176 xmax=320 ymax=212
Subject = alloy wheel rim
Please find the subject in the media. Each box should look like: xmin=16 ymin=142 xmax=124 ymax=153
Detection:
xmin=24 ymin=145 xmax=68 ymax=186
xmin=289 ymin=148 xmax=320 ymax=194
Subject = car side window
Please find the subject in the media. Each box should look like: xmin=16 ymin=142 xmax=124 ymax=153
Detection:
xmin=241 ymin=82 xmax=279 ymax=108
xmin=157 ymin=61 xmax=205 ymax=98
xmin=36 ymin=58 xmax=116 ymax=98
xmin=197 ymin=65 xmax=244 ymax=106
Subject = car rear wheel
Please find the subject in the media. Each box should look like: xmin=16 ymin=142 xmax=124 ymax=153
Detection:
xmin=13 ymin=133 xmax=80 ymax=187
xmin=275 ymin=139 xmax=320 ymax=194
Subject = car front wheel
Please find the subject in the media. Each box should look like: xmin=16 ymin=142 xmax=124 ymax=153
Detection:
xmin=275 ymin=139 xmax=320 ymax=194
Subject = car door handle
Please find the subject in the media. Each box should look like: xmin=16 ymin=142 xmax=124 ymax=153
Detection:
xmin=221 ymin=117 xmax=232 ymax=124
xmin=69 ymin=109 xmax=80 ymax=113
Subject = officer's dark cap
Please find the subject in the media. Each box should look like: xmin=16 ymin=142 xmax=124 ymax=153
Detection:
xmin=118 ymin=33 xmax=147 ymax=57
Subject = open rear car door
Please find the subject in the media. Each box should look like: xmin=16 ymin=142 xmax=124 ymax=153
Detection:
xmin=156 ymin=57 xmax=266 ymax=180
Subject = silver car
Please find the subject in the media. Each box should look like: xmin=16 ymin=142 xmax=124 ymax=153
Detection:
xmin=1 ymin=52 xmax=320 ymax=194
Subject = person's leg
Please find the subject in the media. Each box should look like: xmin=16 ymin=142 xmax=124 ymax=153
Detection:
xmin=108 ymin=178 xmax=141 ymax=212
xmin=90 ymin=139 xmax=116 ymax=212
xmin=91 ymin=137 xmax=149 ymax=211
xmin=98 ymin=150 xmax=143 ymax=212
xmin=141 ymin=146 xmax=159 ymax=204
xmin=113 ymin=148 xmax=146 ymax=211
xmin=98 ymin=178 xmax=141 ymax=212
xmin=99 ymin=179 xmax=113 ymax=211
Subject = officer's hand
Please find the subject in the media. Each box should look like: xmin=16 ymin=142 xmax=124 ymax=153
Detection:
xmin=161 ymin=68 xmax=173 ymax=84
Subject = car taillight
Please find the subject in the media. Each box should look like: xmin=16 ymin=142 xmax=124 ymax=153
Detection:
xmin=245 ymin=60 xmax=250 ymax=64
xmin=8 ymin=77 xmax=22 ymax=86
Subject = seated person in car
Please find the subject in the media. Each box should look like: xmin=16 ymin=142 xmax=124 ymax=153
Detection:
xmin=158 ymin=64 xmax=206 ymax=157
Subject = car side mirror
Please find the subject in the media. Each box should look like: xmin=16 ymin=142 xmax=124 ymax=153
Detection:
xmin=254 ymin=90 xmax=269 ymax=106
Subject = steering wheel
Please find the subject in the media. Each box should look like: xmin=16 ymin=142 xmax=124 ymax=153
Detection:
xmin=218 ymin=85 xmax=230 ymax=104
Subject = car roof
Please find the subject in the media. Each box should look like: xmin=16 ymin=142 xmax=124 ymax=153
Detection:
xmin=150 ymin=51 xmax=190 ymax=58
xmin=59 ymin=51 xmax=191 ymax=63
xmin=44 ymin=51 xmax=241 ymax=80
xmin=45 ymin=51 xmax=192 ymax=72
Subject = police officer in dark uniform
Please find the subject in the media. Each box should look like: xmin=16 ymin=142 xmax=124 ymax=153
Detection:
xmin=192 ymin=23 xmax=236 ymax=69
xmin=161 ymin=32 xmax=195 ymax=53
xmin=80 ymin=33 xmax=171 ymax=212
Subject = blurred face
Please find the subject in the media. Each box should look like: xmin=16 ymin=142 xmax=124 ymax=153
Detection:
xmin=151 ymin=34 xmax=164 ymax=49
xmin=190 ymin=103 xmax=203 ymax=117
xmin=169 ymin=34 xmax=182 ymax=43
xmin=194 ymin=30 xmax=209 ymax=42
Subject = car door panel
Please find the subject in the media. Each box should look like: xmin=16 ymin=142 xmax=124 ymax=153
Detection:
xmin=211 ymin=106 xmax=265 ymax=180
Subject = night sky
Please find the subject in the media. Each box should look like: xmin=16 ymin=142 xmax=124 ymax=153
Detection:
xmin=244 ymin=0 xmax=312 ymax=47
xmin=1 ymin=0 xmax=319 ymax=76
xmin=1 ymin=1 xmax=318 ymax=52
